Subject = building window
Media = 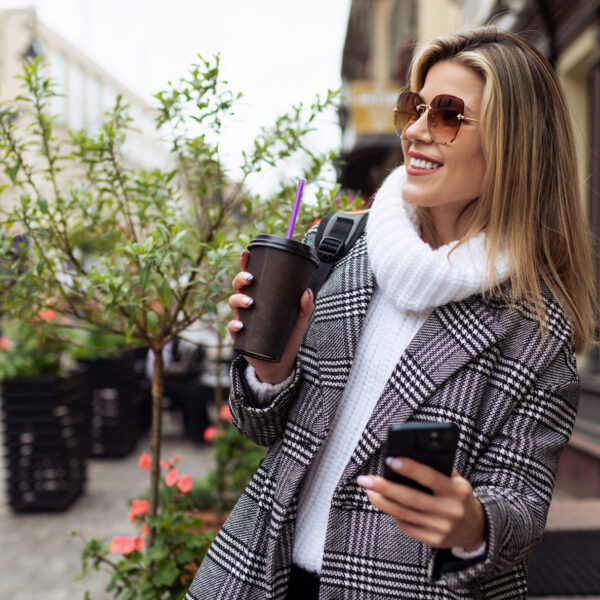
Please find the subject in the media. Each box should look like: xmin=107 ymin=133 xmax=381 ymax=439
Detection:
xmin=69 ymin=63 xmax=84 ymax=131
xmin=51 ymin=50 xmax=67 ymax=123
xmin=87 ymin=75 xmax=101 ymax=133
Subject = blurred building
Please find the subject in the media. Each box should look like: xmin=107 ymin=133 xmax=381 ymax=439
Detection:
xmin=340 ymin=0 xmax=600 ymax=496
xmin=0 ymin=8 xmax=167 ymax=170
xmin=339 ymin=0 xmax=417 ymax=201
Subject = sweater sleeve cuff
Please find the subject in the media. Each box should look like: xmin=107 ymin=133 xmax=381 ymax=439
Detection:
xmin=244 ymin=364 xmax=295 ymax=407
xmin=451 ymin=541 xmax=487 ymax=560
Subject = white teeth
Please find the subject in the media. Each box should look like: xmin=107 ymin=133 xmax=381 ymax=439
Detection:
xmin=410 ymin=157 xmax=440 ymax=170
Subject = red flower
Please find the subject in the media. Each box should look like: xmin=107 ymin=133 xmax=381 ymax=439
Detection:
xmin=203 ymin=425 xmax=217 ymax=442
xmin=110 ymin=535 xmax=144 ymax=555
xmin=137 ymin=451 xmax=151 ymax=471
xmin=128 ymin=498 xmax=150 ymax=522
xmin=0 ymin=337 xmax=13 ymax=350
xmin=165 ymin=468 xmax=179 ymax=487
xmin=177 ymin=474 xmax=193 ymax=494
xmin=219 ymin=404 xmax=231 ymax=422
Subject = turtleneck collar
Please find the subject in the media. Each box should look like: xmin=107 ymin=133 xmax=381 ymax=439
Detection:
xmin=366 ymin=165 xmax=510 ymax=313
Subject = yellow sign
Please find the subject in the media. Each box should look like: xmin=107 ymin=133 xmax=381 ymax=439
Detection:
xmin=349 ymin=80 xmax=400 ymax=135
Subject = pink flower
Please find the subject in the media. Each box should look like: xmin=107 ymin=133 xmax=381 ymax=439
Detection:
xmin=177 ymin=475 xmax=193 ymax=494
xmin=165 ymin=468 xmax=179 ymax=487
xmin=174 ymin=454 xmax=181 ymax=464
xmin=141 ymin=522 xmax=149 ymax=537
xmin=160 ymin=459 xmax=170 ymax=469
xmin=219 ymin=405 xmax=231 ymax=422
xmin=38 ymin=308 xmax=56 ymax=322
xmin=203 ymin=425 xmax=217 ymax=442
xmin=137 ymin=452 xmax=151 ymax=471
xmin=128 ymin=498 xmax=150 ymax=522
xmin=110 ymin=535 xmax=144 ymax=555
xmin=0 ymin=337 xmax=13 ymax=350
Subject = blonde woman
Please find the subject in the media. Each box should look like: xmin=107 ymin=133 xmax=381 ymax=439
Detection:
xmin=186 ymin=27 xmax=596 ymax=600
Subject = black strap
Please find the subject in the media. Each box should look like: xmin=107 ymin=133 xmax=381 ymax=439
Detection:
xmin=309 ymin=211 xmax=368 ymax=296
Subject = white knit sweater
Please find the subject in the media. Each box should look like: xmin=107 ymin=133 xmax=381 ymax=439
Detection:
xmin=246 ymin=166 xmax=509 ymax=573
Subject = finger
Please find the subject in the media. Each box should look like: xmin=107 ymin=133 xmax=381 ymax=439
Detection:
xmin=297 ymin=288 xmax=315 ymax=321
xmin=387 ymin=457 xmax=454 ymax=496
xmin=240 ymin=248 xmax=250 ymax=271
xmin=365 ymin=489 xmax=448 ymax=533
xmin=226 ymin=319 xmax=244 ymax=340
xmin=358 ymin=474 xmax=439 ymax=514
xmin=231 ymin=271 xmax=254 ymax=294
xmin=229 ymin=293 xmax=254 ymax=310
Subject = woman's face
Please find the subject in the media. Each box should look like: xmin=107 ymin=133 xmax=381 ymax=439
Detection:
xmin=401 ymin=60 xmax=486 ymax=226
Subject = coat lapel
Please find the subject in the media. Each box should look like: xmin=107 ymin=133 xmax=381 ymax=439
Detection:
xmin=340 ymin=294 xmax=508 ymax=482
xmin=310 ymin=233 xmax=374 ymax=434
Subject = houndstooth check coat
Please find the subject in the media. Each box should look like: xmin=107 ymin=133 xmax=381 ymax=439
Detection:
xmin=186 ymin=226 xmax=580 ymax=600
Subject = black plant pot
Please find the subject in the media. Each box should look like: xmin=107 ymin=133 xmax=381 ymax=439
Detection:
xmin=79 ymin=352 xmax=141 ymax=458
xmin=1 ymin=372 xmax=87 ymax=512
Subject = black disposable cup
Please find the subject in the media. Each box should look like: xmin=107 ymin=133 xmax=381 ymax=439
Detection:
xmin=233 ymin=234 xmax=319 ymax=363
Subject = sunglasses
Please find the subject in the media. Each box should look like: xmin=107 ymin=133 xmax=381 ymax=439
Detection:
xmin=393 ymin=92 xmax=480 ymax=144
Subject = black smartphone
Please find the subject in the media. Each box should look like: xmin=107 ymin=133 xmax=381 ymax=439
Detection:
xmin=383 ymin=421 xmax=459 ymax=495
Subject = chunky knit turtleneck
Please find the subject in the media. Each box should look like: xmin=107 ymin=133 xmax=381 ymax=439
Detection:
xmin=247 ymin=165 xmax=509 ymax=573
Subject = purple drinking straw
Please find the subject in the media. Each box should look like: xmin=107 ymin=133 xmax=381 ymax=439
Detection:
xmin=286 ymin=178 xmax=306 ymax=239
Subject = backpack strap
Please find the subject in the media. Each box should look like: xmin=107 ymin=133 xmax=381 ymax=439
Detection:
xmin=309 ymin=210 xmax=369 ymax=296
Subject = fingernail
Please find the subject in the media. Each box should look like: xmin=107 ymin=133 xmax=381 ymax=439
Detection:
xmin=385 ymin=457 xmax=403 ymax=471
xmin=240 ymin=249 xmax=250 ymax=258
xmin=356 ymin=475 xmax=374 ymax=489
xmin=242 ymin=296 xmax=254 ymax=306
xmin=242 ymin=273 xmax=254 ymax=281
xmin=307 ymin=287 xmax=314 ymax=302
xmin=232 ymin=320 xmax=243 ymax=330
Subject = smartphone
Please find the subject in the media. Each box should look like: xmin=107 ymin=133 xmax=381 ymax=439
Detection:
xmin=383 ymin=421 xmax=459 ymax=495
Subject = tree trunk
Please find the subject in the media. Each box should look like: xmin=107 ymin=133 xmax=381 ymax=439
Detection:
xmin=147 ymin=347 xmax=165 ymax=548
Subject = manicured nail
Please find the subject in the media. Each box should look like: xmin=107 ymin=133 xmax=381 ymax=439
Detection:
xmin=242 ymin=296 xmax=253 ymax=306
xmin=232 ymin=320 xmax=243 ymax=330
xmin=307 ymin=287 xmax=314 ymax=302
xmin=240 ymin=249 xmax=250 ymax=258
xmin=385 ymin=457 xmax=403 ymax=471
xmin=356 ymin=475 xmax=374 ymax=489
xmin=242 ymin=273 xmax=254 ymax=281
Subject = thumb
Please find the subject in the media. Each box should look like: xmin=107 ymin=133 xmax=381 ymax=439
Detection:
xmin=297 ymin=288 xmax=315 ymax=322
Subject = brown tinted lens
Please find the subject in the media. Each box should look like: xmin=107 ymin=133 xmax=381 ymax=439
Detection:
xmin=394 ymin=92 xmax=422 ymax=133
xmin=429 ymin=94 xmax=464 ymax=143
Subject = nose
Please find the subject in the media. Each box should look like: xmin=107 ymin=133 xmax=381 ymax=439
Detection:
xmin=403 ymin=109 xmax=432 ymax=143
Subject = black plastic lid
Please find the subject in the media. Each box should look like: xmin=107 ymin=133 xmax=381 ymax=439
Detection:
xmin=248 ymin=234 xmax=319 ymax=266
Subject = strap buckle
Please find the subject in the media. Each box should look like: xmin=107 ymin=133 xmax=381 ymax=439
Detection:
xmin=318 ymin=236 xmax=345 ymax=262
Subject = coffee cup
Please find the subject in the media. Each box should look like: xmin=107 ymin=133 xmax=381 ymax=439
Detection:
xmin=233 ymin=234 xmax=319 ymax=362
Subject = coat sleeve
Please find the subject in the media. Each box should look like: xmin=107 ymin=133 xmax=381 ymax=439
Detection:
xmin=429 ymin=349 xmax=580 ymax=587
xmin=228 ymin=354 xmax=303 ymax=447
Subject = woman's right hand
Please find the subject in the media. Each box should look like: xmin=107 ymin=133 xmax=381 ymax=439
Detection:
xmin=228 ymin=249 xmax=315 ymax=385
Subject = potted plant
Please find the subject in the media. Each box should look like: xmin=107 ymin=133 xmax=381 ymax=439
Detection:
xmin=68 ymin=329 xmax=148 ymax=458
xmin=0 ymin=312 xmax=88 ymax=511
xmin=0 ymin=55 xmax=356 ymax=538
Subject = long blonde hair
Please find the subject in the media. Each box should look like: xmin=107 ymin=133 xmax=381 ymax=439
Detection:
xmin=409 ymin=27 xmax=596 ymax=352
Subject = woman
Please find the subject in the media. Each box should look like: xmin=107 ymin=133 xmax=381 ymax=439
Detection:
xmin=186 ymin=27 xmax=595 ymax=600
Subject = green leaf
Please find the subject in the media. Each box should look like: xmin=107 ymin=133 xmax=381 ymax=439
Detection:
xmin=7 ymin=160 xmax=21 ymax=182
xmin=158 ymin=278 xmax=172 ymax=306
xmin=139 ymin=264 xmax=151 ymax=290
xmin=152 ymin=563 xmax=179 ymax=586
xmin=37 ymin=197 xmax=49 ymax=213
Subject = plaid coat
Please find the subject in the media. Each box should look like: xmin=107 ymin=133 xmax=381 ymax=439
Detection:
xmin=186 ymin=228 xmax=579 ymax=600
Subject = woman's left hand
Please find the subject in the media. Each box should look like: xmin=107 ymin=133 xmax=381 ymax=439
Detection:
xmin=356 ymin=458 xmax=485 ymax=551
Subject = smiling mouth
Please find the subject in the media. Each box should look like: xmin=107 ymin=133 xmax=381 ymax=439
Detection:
xmin=409 ymin=156 xmax=442 ymax=170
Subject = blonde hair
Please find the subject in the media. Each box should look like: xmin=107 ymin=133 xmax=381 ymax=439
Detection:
xmin=408 ymin=27 xmax=596 ymax=353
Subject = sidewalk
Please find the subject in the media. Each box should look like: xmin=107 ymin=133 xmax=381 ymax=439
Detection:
xmin=0 ymin=412 xmax=214 ymax=600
